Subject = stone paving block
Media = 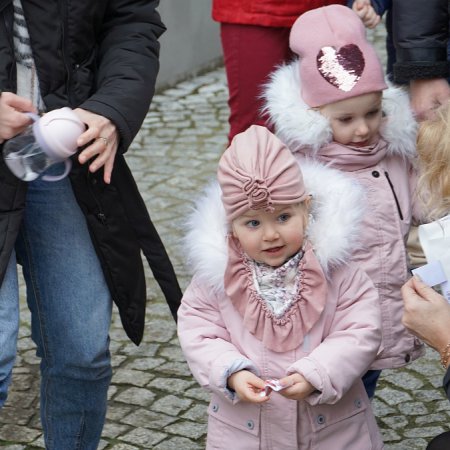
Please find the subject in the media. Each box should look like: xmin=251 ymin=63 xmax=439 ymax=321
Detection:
xmin=158 ymin=345 xmax=186 ymax=363
xmin=98 ymin=440 xmax=109 ymax=450
xmin=0 ymin=446 xmax=26 ymax=449
xmin=415 ymin=412 xmax=449 ymax=426
xmin=380 ymin=428 xmax=401 ymax=442
xmin=163 ymin=420 xmax=208 ymax=440
xmin=435 ymin=399 xmax=450 ymax=412
xmin=112 ymin=369 xmax=153 ymax=387
xmin=414 ymin=388 xmax=448 ymax=402
xmin=184 ymin=386 xmax=211 ymax=403
xmin=0 ymin=424 xmax=41 ymax=442
xmin=148 ymin=377 xmax=196 ymax=394
xmin=382 ymin=371 xmax=424 ymax=390
xmin=4 ymin=390 xmax=36 ymax=409
xmin=181 ymin=404 xmax=209 ymax=423
xmin=376 ymin=387 xmax=413 ymax=405
xmin=111 ymin=353 xmax=128 ymax=367
xmin=114 ymin=387 xmax=156 ymax=407
xmin=106 ymin=404 xmax=134 ymax=422
xmin=380 ymin=415 xmax=410 ymax=430
xmin=153 ymin=436 xmax=203 ymax=450
xmin=397 ymin=401 xmax=429 ymax=416
xmin=102 ymin=422 xmax=131 ymax=439
xmin=20 ymin=350 xmax=39 ymax=365
xmin=120 ymin=408 xmax=177 ymax=429
xmin=151 ymin=395 xmax=193 ymax=416
xmin=404 ymin=425 xmax=447 ymax=438
xmin=30 ymin=435 xmax=45 ymax=449
xmin=118 ymin=426 xmax=167 ymax=447
xmin=108 ymin=444 xmax=141 ymax=450
xmin=156 ymin=361 xmax=193 ymax=378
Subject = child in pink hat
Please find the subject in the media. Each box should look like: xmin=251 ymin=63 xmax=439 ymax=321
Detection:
xmin=177 ymin=125 xmax=383 ymax=449
xmin=263 ymin=4 xmax=423 ymax=398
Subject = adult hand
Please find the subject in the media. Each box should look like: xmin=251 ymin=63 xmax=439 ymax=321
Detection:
xmin=402 ymin=276 xmax=450 ymax=355
xmin=409 ymin=78 xmax=450 ymax=121
xmin=0 ymin=92 xmax=36 ymax=143
xmin=227 ymin=370 xmax=269 ymax=404
xmin=74 ymin=108 xmax=119 ymax=184
xmin=278 ymin=373 xmax=315 ymax=401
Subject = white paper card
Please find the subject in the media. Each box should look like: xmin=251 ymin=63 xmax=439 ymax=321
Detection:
xmin=412 ymin=260 xmax=447 ymax=287
xmin=418 ymin=215 xmax=450 ymax=302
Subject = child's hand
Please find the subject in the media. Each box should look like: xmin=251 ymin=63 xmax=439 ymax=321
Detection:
xmin=0 ymin=92 xmax=36 ymax=144
xmin=277 ymin=373 xmax=315 ymax=401
xmin=352 ymin=0 xmax=381 ymax=29
xmin=227 ymin=370 xmax=269 ymax=403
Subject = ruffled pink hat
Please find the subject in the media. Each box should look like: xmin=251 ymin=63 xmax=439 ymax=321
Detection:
xmin=290 ymin=4 xmax=387 ymax=107
xmin=217 ymin=125 xmax=308 ymax=222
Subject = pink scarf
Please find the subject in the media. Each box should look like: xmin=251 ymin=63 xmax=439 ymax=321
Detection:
xmin=224 ymin=236 xmax=327 ymax=353
xmin=314 ymin=138 xmax=388 ymax=171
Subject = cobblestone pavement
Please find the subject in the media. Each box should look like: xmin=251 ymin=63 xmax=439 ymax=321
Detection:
xmin=1 ymin=25 xmax=450 ymax=450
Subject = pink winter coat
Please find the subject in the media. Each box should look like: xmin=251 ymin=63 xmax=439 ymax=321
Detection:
xmin=263 ymin=61 xmax=425 ymax=369
xmin=178 ymin=162 xmax=384 ymax=449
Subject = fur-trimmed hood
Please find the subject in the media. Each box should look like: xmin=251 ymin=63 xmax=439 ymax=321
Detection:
xmin=183 ymin=160 xmax=365 ymax=292
xmin=262 ymin=59 xmax=417 ymax=158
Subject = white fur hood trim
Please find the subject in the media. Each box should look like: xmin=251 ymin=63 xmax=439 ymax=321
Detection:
xmin=262 ymin=60 xmax=417 ymax=159
xmin=183 ymin=160 xmax=366 ymax=291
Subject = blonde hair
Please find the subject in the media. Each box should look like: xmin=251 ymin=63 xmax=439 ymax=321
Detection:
xmin=417 ymin=103 xmax=450 ymax=219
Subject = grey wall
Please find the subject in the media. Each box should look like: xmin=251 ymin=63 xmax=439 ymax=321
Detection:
xmin=156 ymin=1 xmax=223 ymax=90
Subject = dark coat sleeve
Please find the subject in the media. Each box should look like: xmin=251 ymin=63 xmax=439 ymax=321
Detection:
xmin=444 ymin=366 xmax=450 ymax=401
xmin=80 ymin=0 xmax=166 ymax=153
xmin=392 ymin=0 xmax=449 ymax=83
xmin=371 ymin=0 xmax=391 ymax=16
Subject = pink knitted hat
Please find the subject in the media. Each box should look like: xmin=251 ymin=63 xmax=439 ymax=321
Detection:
xmin=217 ymin=125 xmax=308 ymax=222
xmin=290 ymin=4 xmax=387 ymax=107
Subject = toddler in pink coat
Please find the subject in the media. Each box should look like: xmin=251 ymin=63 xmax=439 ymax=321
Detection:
xmin=263 ymin=4 xmax=424 ymax=397
xmin=178 ymin=125 xmax=383 ymax=449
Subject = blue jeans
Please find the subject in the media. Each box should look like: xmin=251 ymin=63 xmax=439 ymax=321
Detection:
xmin=0 ymin=253 xmax=20 ymax=406
xmin=0 ymin=164 xmax=112 ymax=449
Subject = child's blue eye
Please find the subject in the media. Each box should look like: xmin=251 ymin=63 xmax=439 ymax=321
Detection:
xmin=338 ymin=117 xmax=352 ymax=124
xmin=246 ymin=220 xmax=260 ymax=228
xmin=278 ymin=214 xmax=290 ymax=222
xmin=367 ymin=109 xmax=380 ymax=117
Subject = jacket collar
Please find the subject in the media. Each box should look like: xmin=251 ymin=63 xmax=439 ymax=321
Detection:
xmin=183 ymin=160 xmax=366 ymax=292
xmin=262 ymin=59 xmax=417 ymax=159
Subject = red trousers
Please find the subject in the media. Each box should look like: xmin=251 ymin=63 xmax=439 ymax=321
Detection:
xmin=220 ymin=23 xmax=293 ymax=144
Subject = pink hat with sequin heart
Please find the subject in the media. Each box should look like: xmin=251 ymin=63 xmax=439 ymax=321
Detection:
xmin=218 ymin=125 xmax=308 ymax=222
xmin=290 ymin=4 xmax=387 ymax=107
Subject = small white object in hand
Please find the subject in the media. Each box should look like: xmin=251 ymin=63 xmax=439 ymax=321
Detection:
xmin=259 ymin=378 xmax=287 ymax=397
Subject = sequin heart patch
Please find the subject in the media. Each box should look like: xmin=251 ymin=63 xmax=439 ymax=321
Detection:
xmin=316 ymin=44 xmax=365 ymax=92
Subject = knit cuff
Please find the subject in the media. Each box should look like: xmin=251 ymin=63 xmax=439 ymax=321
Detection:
xmin=393 ymin=61 xmax=450 ymax=84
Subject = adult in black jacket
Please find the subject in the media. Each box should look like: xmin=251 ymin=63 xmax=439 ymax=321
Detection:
xmin=392 ymin=0 xmax=450 ymax=119
xmin=0 ymin=1 xmax=181 ymax=448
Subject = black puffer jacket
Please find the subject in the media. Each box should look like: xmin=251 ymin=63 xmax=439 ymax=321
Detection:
xmin=393 ymin=0 xmax=450 ymax=83
xmin=0 ymin=0 xmax=182 ymax=345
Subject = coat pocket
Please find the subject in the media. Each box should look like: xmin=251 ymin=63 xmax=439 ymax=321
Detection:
xmin=70 ymin=47 xmax=97 ymax=104
xmin=206 ymin=395 xmax=260 ymax=449
xmin=306 ymin=385 xmax=379 ymax=449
